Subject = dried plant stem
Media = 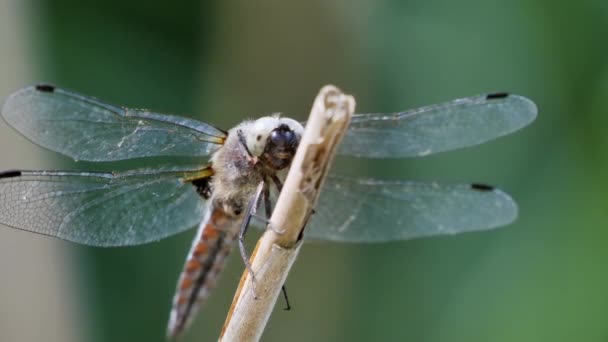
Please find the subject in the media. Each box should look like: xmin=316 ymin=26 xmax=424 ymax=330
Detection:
xmin=218 ymin=85 xmax=355 ymax=342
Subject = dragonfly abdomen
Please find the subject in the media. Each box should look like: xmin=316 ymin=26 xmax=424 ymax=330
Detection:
xmin=167 ymin=206 xmax=240 ymax=339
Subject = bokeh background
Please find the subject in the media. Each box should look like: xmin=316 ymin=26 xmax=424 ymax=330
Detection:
xmin=1 ymin=1 xmax=607 ymax=341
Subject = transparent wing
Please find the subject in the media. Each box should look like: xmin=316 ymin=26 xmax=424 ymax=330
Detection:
xmin=304 ymin=176 xmax=518 ymax=243
xmin=1 ymin=85 xmax=226 ymax=161
xmin=339 ymin=93 xmax=537 ymax=158
xmin=0 ymin=166 xmax=210 ymax=246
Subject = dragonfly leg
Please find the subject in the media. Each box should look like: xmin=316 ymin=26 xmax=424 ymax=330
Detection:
xmin=249 ymin=178 xmax=273 ymax=226
xmin=264 ymin=180 xmax=272 ymax=219
xmin=259 ymin=181 xmax=291 ymax=309
xmin=250 ymin=215 xmax=285 ymax=235
xmin=281 ymin=284 xmax=292 ymax=311
xmin=263 ymin=180 xmax=286 ymax=235
xmin=247 ymin=178 xmax=286 ymax=234
xmin=270 ymin=174 xmax=283 ymax=192
xmin=238 ymin=182 xmax=265 ymax=298
xmin=269 ymin=174 xmax=309 ymax=220
xmin=267 ymin=221 xmax=286 ymax=235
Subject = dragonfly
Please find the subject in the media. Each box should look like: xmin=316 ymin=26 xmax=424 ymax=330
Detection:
xmin=0 ymin=84 xmax=537 ymax=338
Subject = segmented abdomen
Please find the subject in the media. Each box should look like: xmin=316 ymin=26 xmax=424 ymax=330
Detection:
xmin=166 ymin=206 xmax=241 ymax=339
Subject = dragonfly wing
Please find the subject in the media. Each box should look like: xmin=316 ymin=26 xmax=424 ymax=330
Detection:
xmin=1 ymin=85 xmax=226 ymax=161
xmin=305 ymin=176 xmax=518 ymax=243
xmin=0 ymin=166 xmax=210 ymax=246
xmin=339 ymin=93 xmax=537 ymax=158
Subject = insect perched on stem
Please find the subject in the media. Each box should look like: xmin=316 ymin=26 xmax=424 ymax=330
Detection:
xmin=0 ymin=84 xmax=536 ymax=338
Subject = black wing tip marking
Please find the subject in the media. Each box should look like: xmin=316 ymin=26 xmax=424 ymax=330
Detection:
xmin=35 ymin=84 xmax=56 ymax=93
xmin=486 ymin=92 xmax=509 ymax=100
xmin=0 ymin=170 xmax=22 ymax=179
xmin=471 ymin=183 xmax=495 ymax=191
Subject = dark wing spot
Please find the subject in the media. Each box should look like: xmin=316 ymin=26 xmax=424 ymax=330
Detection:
xmin=486 ymin=92 xmax=509 ymax=100
xmin=0 ymin=170 xmax=22 ymax=179
xmin=35 ymin=84 xmax=56 ymax=93
xmin=471 ymin=183 xmax=495 ymax=191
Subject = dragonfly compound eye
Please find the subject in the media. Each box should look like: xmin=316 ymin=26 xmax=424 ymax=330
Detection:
xmin=268 ymin=124 xmax=296 ymax=149
xmin=261 ymin=124 xmax=299 ymax=170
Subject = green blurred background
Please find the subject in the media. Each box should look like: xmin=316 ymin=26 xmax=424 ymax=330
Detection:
xmin=1 ymin=1 xmax=607 ymax=341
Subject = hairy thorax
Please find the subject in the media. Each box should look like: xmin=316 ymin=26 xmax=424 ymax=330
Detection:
xmin=208 ymin=117 xmax=303 ymax=219
xmin=209 ymin=132 xmax=261 ymax=217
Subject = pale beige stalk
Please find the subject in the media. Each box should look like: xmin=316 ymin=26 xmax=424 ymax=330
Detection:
xmin=218 ymin=85 xmax=355 ymax=342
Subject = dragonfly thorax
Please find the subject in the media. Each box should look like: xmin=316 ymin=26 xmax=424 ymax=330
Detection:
xmin=208 ymin=116 xmax=303 ymax=217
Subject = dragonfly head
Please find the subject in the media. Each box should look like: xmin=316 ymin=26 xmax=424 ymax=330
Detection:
xmin=263 ymin=123 xmax=300 ymax=169
xmin=247 ymin=116 xmax=303 ymax=171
